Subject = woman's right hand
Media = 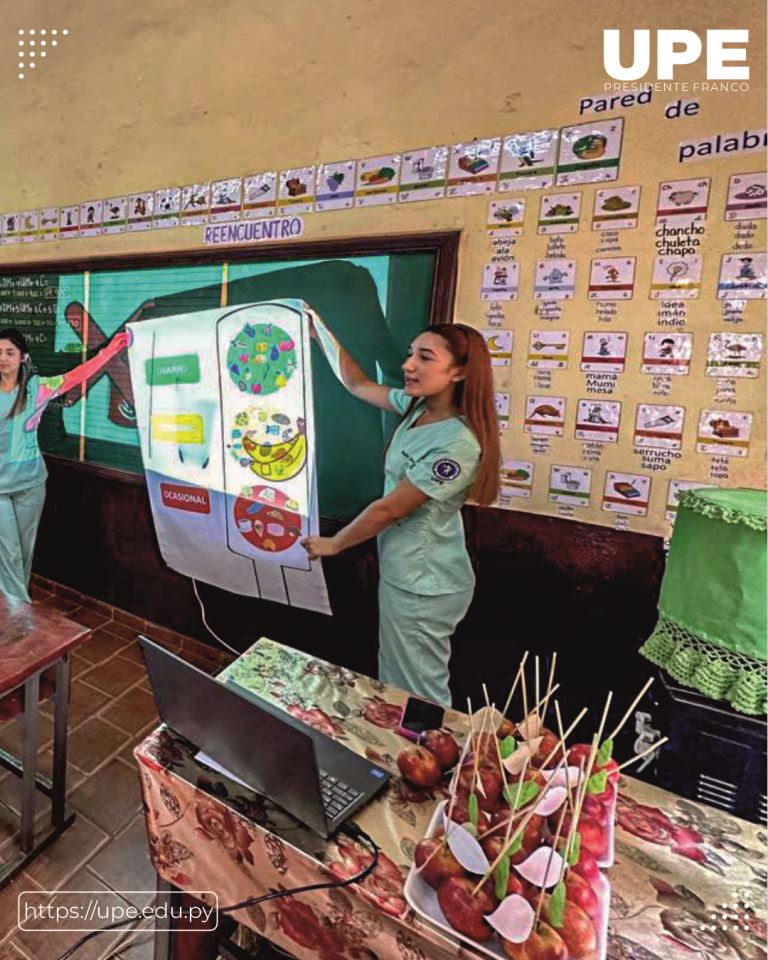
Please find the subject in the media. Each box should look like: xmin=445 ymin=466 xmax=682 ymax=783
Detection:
xmin=305 ymin=307 xmax=321 ymax=342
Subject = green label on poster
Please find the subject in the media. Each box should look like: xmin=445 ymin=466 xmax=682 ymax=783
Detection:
xmin=145 ymin=354 xmax=201 ymax=385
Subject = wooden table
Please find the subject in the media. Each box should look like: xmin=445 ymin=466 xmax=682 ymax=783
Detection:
xmin=0 ymin=594 xmax=91 ymax=884
xmin=137 ymin=639 xmax=767 ymax=960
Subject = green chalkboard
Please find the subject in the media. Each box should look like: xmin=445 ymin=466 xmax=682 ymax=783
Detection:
xmin=0 ymin=252 xmax=436 ymax=520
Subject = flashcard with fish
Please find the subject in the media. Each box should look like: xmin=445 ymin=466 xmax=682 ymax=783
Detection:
xmin=575 ymin=400 xmax=621 ymax=442
xmin=487 ymin=198 xmax=525 ymax=236
xmin=278 ymin=167 xmax=315 ymax=214
xmin=127 ymin=193 xmax=154 ymax=232
xmin=581 ymin=331 xmax=628 ymax=372
xmin=499 ymin=459 xmax=534 ymax=502
xmin=399 ymin=146 xmax=448 ymax=202
xmin=495 ymin=392 xmax=511 ymax=430
xmin=499 ymin=129 xmax=559 ymax=191
xmin=634 ymin=404 xmax=686 ymax=450
xmin=527 ymin=330 xmax=570 ymax=369
xmin=556 ymin=119 xmax=623 ymax=185
xmin=39 ymin=207 xmax=60 ymax=241
xmin=447 ymin=138 xmax=501 ymax=197
xmin=243 ymin=174 xmax=277 ymax=220
xmin=525 ymin=395 xmax=566 ymax=436
xmin=549 ymin=465 xmax=592 ymax=507
xmin=482 ymin=261 xmax=520 ymax=300
xmin=724 ymin=172 xmax=767 ymax=221
xmin=717 ymin=253 xmax=768 ymax=299
xmin=59 ymin=205 xmax=80 ymax=239
xmin=102 ymin=197 xmax=127 ymax=234
xmin=1 ymin=214 xmax=19 ymax=245
xmin=210 ymin=179 xmax=243 ymax=221
xmin=153 ymin=188 xmax=181 ymax=229
xmin=642 ymin=333 xmax=693 ymax=376
xmin=603 ymin=471 xmax=651 ymax=515
xmin=534 ymin=259 xmax=576 ymax=300
xmin=355 ymin=155 xmax=400 ymax=207
xmin=77 ymin=201 xmax=102 ymax=237
xmin=707 ymin=333 xmax=763 ymax=378
xmin=20 ymin=210 xmax=39 ymax=243
xmin=588 ymin=257 xmax=636 ymax=300
xmin=592 ymin=186 xmax=641 ymax=230
xmin=538 ymin=192 xmax=581 ymax=234
xmin=650 ymin=255 xmax=702 ymax=299
xmin=315 ymin=161 xmax=356 ymax=211
xmin=656 ymin=178 xmax=710 ymax=227
xmin=666 ymin=480 xmax=717 ymax=524
xmin=482 ymin=330 xmax=513 ymax=366
xmin=181 ymin=183 xmax=211 ymax=225
xmin=696 ymin=410 xmax=753 ymax=457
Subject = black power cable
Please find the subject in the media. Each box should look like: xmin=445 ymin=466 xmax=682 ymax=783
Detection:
xmin=53 ymin=822 xmax=379 ymax=960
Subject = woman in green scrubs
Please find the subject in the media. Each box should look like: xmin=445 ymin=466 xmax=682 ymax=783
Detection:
xmin=302 ymin=312 xmax=499 ymax=705
xmin=0 ymin=327 xmax=132 ymax=603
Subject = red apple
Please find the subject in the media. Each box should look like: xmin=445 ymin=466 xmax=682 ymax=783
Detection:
xmin=457 ymin=763 xmax=503 ymax=812
xmin=502 ymin=921 xmax=568 ymax=960
xmin=581 ymin=794 xmax=610 ymax=823
xmin=422 ymin=728 xmax=460 ymax=769
xmin=449 ymin=793 xmax=491 ymax=834
xmin=542 ymin=898 xmax=597 ymax=959
xmin=437 ymin=876 xmax=496 ymax=942
xmin=576 ymin=816 xmax=607 ymax=858
xmin=565 ymin=870 xmax=600 ymax=919
xmin=397 ymin=746 xmax=441 ymax=788
xmin=531 ymin=728 xmax=564 ymax=768
xmin=571 ymin=850 xmax=602 ymax=891
xmin=414 ymin=837 xmax=465 ymax=889
xmin=497 ymin=717 xmax=518 ymax=739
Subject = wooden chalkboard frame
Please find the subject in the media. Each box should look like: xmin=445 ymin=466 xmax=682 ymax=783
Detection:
xmin=1 ymin=231 xmax=459 ymax=487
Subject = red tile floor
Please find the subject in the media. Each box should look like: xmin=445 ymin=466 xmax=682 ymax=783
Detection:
xmin=0 ymin=578 xmax=290 ymax=959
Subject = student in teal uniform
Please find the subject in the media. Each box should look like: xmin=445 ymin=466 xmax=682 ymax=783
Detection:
xmin=0 ymin=327 xmax=132 ymax=603
xmin=302 ymin=312 xmax=499 ymax=705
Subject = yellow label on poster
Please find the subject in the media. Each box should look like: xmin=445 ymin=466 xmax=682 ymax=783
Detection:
xmin=151 ymin=414 xmax=204 ymax=443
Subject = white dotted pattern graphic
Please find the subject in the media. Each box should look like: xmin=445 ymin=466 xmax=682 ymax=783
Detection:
xmin=16 ymin=27 xmax=68 ymax=78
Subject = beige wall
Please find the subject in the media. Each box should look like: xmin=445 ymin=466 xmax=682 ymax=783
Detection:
xmin=1 ymin=0 xmax=765 ymax=533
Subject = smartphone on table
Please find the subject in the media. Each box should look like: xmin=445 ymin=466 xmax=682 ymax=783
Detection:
xmin=396 ymin=695 xmax=445 ymax=743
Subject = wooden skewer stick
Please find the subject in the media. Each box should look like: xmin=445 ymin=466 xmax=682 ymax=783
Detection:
xmin=472 ymin=700 xmax=490 ymax=797
xmin=561 ymin=759 xmax=586 ymax=868
xmin=607 ymin=677 xmax=655 ymax=741
xmin=502 ymin=652 xmax=529 ymax=718
xmin=533 ymin=805 xmax=568 ymax=931
xmin=614 ymin=737 xmax=669 ymax=773
xmin=534 ymin=656 xmax=541 ymax=724
xmin=537 ymin=705 xmax=587 ymax=771
xmin=521 ymin=660 xmax=529 ymax=732
xmin=553 ymin=700 xmax=573 ymax=811
xmin=541 ymin=652 xmax=558 ymax=726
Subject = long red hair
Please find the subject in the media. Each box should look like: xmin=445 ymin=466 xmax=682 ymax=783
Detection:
xmin=427 ymin=323 xmax=500 ymax=505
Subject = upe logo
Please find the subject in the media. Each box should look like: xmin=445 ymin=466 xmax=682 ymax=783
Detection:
xmin=603 ymin=30 xmax=749 ymax=81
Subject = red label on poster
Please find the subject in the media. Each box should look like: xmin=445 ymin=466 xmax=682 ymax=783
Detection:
xmin=160 ymin=483 xmax=210 ymax=514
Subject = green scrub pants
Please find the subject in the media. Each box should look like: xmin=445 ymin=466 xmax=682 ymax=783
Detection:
xmin=378 ymin=580 xmax=474 ymax=707
xmin=0 ymin=483 xmax=46 ymax=603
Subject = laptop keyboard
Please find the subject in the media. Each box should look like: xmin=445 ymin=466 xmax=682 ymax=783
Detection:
xmin=319 ymin=770 xmax=363 ymax=821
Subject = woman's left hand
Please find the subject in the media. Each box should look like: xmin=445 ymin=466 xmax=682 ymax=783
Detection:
xmin=301 ymin=536 xmax=340 ymax=560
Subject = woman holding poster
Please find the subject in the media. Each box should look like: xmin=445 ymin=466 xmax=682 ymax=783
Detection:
xmin=302 ymin=311 xmax=499 ymax=706
xmin=0 ymin=327 xmax=132 ymax=602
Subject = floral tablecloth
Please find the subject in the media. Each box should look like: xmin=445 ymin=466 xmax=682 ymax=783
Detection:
xmin=136 ymin=638 xmax=767 ymax=960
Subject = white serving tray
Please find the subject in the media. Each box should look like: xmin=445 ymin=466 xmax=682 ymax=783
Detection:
xmin=404 ymin=800 xmax=610 ymax=960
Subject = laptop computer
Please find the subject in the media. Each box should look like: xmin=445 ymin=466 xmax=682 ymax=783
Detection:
xmin=139 ymin=637 xmax=390 ymax=838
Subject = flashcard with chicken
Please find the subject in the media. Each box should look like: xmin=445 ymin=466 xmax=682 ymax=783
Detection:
xmin=315 ymin=161 xmax=356 ymax=212
xmin=102 ymin=197 xmax=127 ymax=234
xmin=534 ymin=259 xmax=576 ymax=300
xmin=575 ymin=400 xmax=621 ymax=443
xmin=549 ymin=464 xmax=592 ymax=507
xmin=696 ymin=410 xmax=753 ymax=457
xmin=447 ymin=138 xmax=501 ymax=197
xmin=634 ymin=404 xmax=686 ymax=450
xmin=556 ymin=119 xmax=624 ymax=185
xmin=581 ymin=332 xmax=628 ymax=373
xmin=181 ymin=183 xmax=211 ymax=226
xmin=707 ymin=333 xmax=763 ymax=378
xmin=355 ymin=155 xmax=400 ymax=207
xmin=487 ymin=198 xmax=526 ymax=237
xmin=499 ymin=459 xmax=534 ymax=503
xmin=592 ymin=186 xmax=641 ymax=231
xmin=642 ymin=333 xmax=692 ymax=376
xmin=399 ymin=146 xmax=448 ymax=202
xmin=650 ymin=255 xmax=701 ymax=299
xmin=243 ymin=174 xmax=277 ymax=220
xmin=724 ymin=172 xmax=767 ymax=221
xmin=588 ymin=258 xmax=636 ymax=300
xmin=525 ymin=396 xmax=566 ymax=436
xmin=717 ymin=253 xmax=768 ymax=299
xmin=499 ymin=129 xmax=559 ymax=191
xmin=656 ymin=178 xmax=711 ymax=227
xmin=527 ymin=330 xmax=570 ymax=369
xmin=482 ymin=261 xmax=520 ymax=301
xmin=602 ymin=471 xmax=651 ymax=516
